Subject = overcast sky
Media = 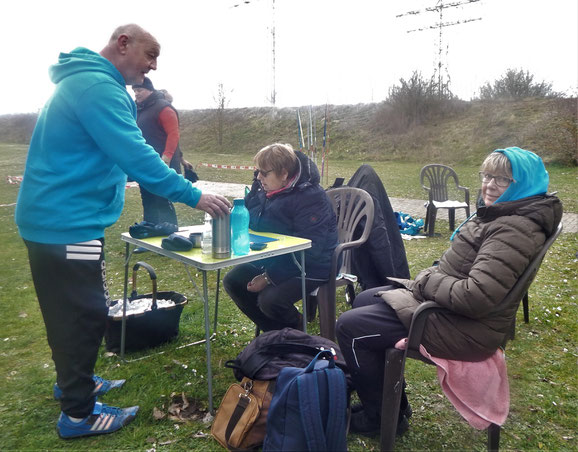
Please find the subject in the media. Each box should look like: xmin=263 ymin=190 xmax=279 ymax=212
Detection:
xmin=1 ymin=0 xmax=576 ymax=114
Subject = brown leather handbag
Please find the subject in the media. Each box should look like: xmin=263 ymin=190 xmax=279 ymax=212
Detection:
xmin=211 ymin=377 xmax=275 ymax=451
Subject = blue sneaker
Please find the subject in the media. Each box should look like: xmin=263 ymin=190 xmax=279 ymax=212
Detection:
xmin=57 ymin=402 xmax=139 ymax=439
xmin=53 ymin=375 xmax=126 ymax=400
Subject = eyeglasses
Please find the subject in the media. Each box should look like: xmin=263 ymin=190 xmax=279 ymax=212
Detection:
xmin=479 ymin=172 xmax=514 ymax=188
xmin=255 ymin=168 xmax=274 ymax=177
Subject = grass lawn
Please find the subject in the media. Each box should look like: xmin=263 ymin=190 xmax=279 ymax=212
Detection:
xmin=0 ymin=143 xmax=576 ymax=451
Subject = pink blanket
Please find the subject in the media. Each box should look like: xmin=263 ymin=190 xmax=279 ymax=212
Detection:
xmin=395 ymin=338 xmax=509 ymax=429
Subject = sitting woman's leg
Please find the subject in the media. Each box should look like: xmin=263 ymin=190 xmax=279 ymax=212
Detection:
xmin=257 ymin=277 xmax=325 ymax=331
xmin=224 ymin=266 xmax=323 ymax=332
xmin=336 ymin=290 xmax=409 ymax=436
xmin=223 ymin=264 xmax=266 ymax=327
xmin=351 ymin=285 xmax=397 ymax=308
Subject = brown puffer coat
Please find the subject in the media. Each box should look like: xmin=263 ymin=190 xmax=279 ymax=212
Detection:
xmin=381 ymin=194 xmax=562 ymax=361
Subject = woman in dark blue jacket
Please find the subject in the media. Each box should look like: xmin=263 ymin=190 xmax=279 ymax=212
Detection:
xmin=223 ymin=143 xmax=338 ymax=331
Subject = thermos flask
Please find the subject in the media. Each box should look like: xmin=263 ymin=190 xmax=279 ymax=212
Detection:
xmin=212 ymin=212 xmax=231 ymax=258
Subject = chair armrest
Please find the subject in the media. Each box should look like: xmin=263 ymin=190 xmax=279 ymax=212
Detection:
xmin=406 ymin=301 xmax=449 ymax=354
xmin=327 ymin=240 xmax=366 ymax=283
xmin=419 ymin=170 xmax=432 ymax=193
xmin=457 ymin=185 xmax=470 ymax=205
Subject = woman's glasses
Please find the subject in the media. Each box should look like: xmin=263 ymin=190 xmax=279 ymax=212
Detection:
xmin=255 ymin=168 xmax=273 ymax=177
xmin=479 ymin=172 xmax=514 ymax=188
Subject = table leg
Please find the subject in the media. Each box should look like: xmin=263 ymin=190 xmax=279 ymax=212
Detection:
xmin=120 ymin=242 xmax=131 ymax=361
xmin=291 ymin=251 xmax=308 ymax=333
xmin=299 ymin=250 xmax=307 ymax=333
xmin=202 ymin=270 xmax=214 ymax=414
xmin=214 ymin=269 xmax=221 ymax=333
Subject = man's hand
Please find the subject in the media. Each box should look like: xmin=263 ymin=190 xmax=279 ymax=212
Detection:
xmin=161 ymin=155 xmax=171 ymax=165
xmin=195 ymin=193 xmax=231 ymax=217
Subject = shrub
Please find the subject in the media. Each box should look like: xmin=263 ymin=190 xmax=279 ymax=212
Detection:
xmin=478 ymin=68 xmax=561 ymax=100
xmin=374 ymin=71 xmax=463 ymax=133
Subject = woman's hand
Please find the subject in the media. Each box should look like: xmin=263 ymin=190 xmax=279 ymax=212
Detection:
xmin=247 ymin=273 xmax=270 ymax=293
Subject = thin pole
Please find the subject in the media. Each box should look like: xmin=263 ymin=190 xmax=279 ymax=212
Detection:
xmin=297 ymin=109 xmax=304 ymax=149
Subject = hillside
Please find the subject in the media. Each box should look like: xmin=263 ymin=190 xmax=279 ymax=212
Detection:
xmin=1 ymin=97 xmax=576 ymax=165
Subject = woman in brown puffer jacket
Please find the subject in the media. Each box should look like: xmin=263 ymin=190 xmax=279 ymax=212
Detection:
xmin=336 ymin=147 xmax=563 ymax=437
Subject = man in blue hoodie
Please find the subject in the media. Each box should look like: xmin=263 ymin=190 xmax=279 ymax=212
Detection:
xmin=15 ymin=24 xmax=231 ymax=439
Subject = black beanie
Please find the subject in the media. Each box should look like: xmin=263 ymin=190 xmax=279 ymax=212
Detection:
xmin=133 ymin=77 xmax=155 ymax=91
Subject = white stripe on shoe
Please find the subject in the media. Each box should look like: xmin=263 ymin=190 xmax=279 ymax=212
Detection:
xmin=103 ymin=415 xmax=115 ymax=430
xmin=91 ymin=414 xmax=113 ymax=432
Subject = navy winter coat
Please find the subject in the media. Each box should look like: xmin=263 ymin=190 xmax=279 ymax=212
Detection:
xmin=245 ymin=151 xmax=337 ymax=283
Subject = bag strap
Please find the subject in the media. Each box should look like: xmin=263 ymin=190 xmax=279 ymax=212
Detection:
xmin=263 ymin=342 xmax=332 ymax=355
xmin=224 ymin=392 xmax=251 ymax=447
xmin=303 ymin=349 xmax=335 ymax=372
xmin=297 ymin=370 xmax=327 ymax=451
xmin=130 ymin=261 xmax=158 ymax=309
xmin=299 ymin=351 xmax=347 ymax=451
xmin=323 ymin=367 xmax=348 ymax=451
xmin=225 ymin=342 xmax=333 ymax=379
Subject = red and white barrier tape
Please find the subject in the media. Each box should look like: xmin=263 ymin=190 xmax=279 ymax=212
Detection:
xmin=199 ymin=163 xmax=256 ymax=171
xmin=7 ymin=175 xmax=23 ymax=184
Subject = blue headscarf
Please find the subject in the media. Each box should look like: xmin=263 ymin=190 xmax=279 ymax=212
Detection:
xmin=450 ymin=147 xmax=549 ymax=241
xmin=494 ymin=147 xmax=549 ymax=204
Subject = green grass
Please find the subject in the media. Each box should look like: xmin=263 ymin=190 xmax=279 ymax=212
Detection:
xmin=0 ymin=143 xmax=576 ymax=451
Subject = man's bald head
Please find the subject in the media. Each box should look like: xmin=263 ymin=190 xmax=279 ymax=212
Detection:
xmin=108 ymin=24 xmax=158 ymax=48
xmin=100 ymin=24 xmax=160 ymax=86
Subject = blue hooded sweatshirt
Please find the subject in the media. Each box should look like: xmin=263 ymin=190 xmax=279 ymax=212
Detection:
xmin=16 ymin=48 xmax=201 ymax=244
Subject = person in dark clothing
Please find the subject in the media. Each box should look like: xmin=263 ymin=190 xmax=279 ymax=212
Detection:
xmin=133 ymin=77 xmax=181 ymax=227
xmin=337 ymin=147 xmax=562 ymax=438
xmin=223 ymin=143 xmax=338 ymax=332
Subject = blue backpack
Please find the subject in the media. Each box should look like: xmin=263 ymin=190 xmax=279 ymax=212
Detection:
xmin=262 ymin=350 xmax=348 ymax=451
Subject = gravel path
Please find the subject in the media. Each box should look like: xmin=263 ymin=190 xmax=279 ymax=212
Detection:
xmin=193 ymin=180 xmax=577 ymax=234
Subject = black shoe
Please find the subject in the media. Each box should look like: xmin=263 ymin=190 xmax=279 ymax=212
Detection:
xmin=306 ymin=295 xmax=318 ymax=322
xmin=133 ymin=247 xmax=149 ymax=254
xmin=351 ymin=402 xmax=412 ymax=419
xmin=396 ymin=413 xmax=410 ymax=436
xmin=349 ymin=409 xmax=380 ymax=437
xmin=401 ymin=402 xmax=412 ymax=419
xmin=349 ymin=406 xmax=411 ymax=438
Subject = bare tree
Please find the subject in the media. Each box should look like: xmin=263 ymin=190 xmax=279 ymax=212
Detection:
xmin=213 ymin=82 xmax=231 ymax=147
